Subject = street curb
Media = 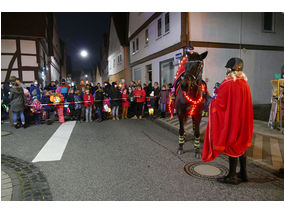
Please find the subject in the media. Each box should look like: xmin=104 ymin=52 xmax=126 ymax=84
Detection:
xmin=1 ymin=154 xmax=52 ymax=201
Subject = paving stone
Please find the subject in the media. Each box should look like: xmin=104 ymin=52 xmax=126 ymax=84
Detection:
xmin=1 ymin=196 xmax=11 ymax=201
xmin=2 ymin=178 xmax=12 ymax=184
xmin=1 ymin=182 xmax=13 ymax=189
xmin=1 ymin=188 xmax=12 ymax=197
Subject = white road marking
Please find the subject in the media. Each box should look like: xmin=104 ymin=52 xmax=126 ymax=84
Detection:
xmin=32 ymin=121 xmax=76 ymax=162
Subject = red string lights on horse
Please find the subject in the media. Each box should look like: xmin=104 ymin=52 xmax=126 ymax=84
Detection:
xmin=169 ymin=49 xmax=209 ymax=158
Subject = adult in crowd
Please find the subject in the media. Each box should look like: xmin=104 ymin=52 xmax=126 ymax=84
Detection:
xmin=110 ymin=82 xmax=122 ymax=120
xmin=133 ymin=84 xmax=146 ymax=120
xmin=59 ymin=79 xmax=70 ymax=100
xmin=202 ymin=58 xmax=253 ymax=185
xmin=45 ymin=80 xmax=57 ymax=91
xmin=94 ymin=84 xmax=104 ymax=122
xmin=153 ymin=82 xmax=160 ymax=116
xmin=9 ymin=81 xmax=27 ymax=128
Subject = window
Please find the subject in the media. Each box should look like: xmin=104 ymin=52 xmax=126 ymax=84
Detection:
xmin=158 ymin=18 xmax=162 ymax=37
xmin=132 ymin=41 xmax=135 ymax=53
xmin=263 ymin=12 xmax=275 ymax=32
xmin=117 ymin=54 xmax=122 ymax=64
xmin=136 ymin=38 xmax=139 ymax=51
xmin=165 ymin=13 xmax=170 ymax=33
xmin=145 ymin=29 xmax=149 ymax=44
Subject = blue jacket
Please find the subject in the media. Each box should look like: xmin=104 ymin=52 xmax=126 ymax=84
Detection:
xmin=30 ymin=85 xmax=41 ymax=100
xmin=41 ymin=95 xmax=51 ymax=110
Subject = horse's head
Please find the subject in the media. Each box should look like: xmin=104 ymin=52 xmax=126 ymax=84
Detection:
xmin=181 ymin=51 xmax=208 ymax=92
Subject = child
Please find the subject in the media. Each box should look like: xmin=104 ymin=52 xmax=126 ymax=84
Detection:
xmin=74 ymin=90 xmax=82 ymax=122
xmin=51 ymin=88 xmax=65 ymax=123
xmin=122 ymin=88 xmax=129 ymax=119
xmin=159 ymin=85 xmax=169 ymax=118
xmin=31 ymin=96 xmax=42 ymax=125
xmin=83 ymin=89 xmax=94 ymax=122
xmin=147 ymin=91 xmax=155 ymax=120
xmin=67 ymin=89 xmax=76 ymax=120
xmin=41 ymin=90 xmax=51 ymax=122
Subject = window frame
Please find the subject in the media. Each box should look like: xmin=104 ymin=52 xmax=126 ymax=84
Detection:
xmin=136 ymin=38 xmax=139 ymax=51
xmin=157 ymin=18 xmax=162 ymax=37
xmin=165 ymin=12 xmax=170 ymax=33
xmin=145 ymin=29 xmax=149 ymax=44
xmin=263 ymin=12 xmax=276 ymax=33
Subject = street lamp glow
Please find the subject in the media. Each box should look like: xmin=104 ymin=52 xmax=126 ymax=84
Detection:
xmin=85 ymin=74 xmax=88 ymax=78
xmin=80 ymin=50 xmax=88 ymax=58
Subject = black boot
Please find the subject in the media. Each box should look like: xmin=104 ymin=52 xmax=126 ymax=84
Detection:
xmin=14 ymin=123 xmax=21 ymax=129
xmin=217 ymin=157 xmax=240 ymax=185
xmin=237 ymin=153 xmax=248 ymax=182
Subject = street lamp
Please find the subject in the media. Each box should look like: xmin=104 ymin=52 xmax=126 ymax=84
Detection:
xmin=80 ymin=50 xmax=88 ymax=58
xmin=85 ymin=74 xmax=88 ymax=78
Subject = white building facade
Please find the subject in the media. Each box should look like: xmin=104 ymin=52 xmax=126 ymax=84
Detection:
xmin=129 ymin=12 xmax=184 ymax=87
xmin=108 ymin=14 xmax=130 ymax=84
xmin=128 ymin=12 xmax=284 ymax=104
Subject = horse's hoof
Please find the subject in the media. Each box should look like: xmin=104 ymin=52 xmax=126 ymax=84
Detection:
xmin=177 ymin=149 xmax=184 ymax=155
xmin=194 ymin=149 xmax=201 ymax=159
xmin=195 ymin=153 xmax=201 ymax=159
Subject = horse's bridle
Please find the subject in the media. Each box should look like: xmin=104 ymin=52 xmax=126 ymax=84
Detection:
xmin=184 ymin=60 xmax=204 ymax=87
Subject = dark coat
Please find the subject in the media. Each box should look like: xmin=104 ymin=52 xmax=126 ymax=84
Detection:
xmin=9 ymin=86 xmax=26 ymax=112
xmin=67 ymin=93 xmax=75 ymax=110
xmin=95 ymin=89 xmax=104 ymax=108
xmin=41 ymin=95 xmax=51 ymax=111
xmin=110 ymin=87 xmax=121 ymax=107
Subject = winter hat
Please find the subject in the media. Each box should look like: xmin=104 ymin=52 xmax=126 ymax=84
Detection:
xmin=56 ymin=87 xmax=61 ymax=93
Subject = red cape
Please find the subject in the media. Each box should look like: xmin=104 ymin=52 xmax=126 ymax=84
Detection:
xmin=202 ymin=74 xmax=254 ymax=161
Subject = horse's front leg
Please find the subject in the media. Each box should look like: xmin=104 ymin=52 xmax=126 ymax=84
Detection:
xmin=177 ymin=116 xmax=185 ymax=155
xmin=192 ymin=114 xmax=201 ymax=158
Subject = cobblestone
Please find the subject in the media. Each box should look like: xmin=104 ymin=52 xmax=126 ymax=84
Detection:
xmin=1 ymin=154 xmax=52 ymax=201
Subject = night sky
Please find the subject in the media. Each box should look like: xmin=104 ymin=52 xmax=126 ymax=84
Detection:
xmin=56 ymin=12 xmax=110 ymax=80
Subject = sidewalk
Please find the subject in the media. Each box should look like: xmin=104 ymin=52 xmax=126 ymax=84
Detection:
xmin=155 ymin=116 xmax=284 ymax=173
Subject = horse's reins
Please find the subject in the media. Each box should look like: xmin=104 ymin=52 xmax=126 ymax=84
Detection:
xmin=183 ymin=60 xmax=206 ymax=116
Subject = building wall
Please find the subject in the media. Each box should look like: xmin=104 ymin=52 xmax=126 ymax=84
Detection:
xmin=1 ymin=39 xmax=39 ymax=85
xmin=128 ymin=12 xmax=155 ymax=37
xmin=129 ymin=12 xmax=182 ymax=64
xmin=190 ymin=12 xmax=284 ymax=46
xmin=193 ymin=46 xmax=284 ymax=104
xmin=95 ymin=67 xmax=103 ymax=85
xmin=131 ymin=48 xmax=183 ymax=85
xmin=109 ymin=70 xmax=125 ymax=83
xmin=108 ymin=17 xmax=125 ymax=76
xmin=189 ymin=12 xmax=284 ymax=104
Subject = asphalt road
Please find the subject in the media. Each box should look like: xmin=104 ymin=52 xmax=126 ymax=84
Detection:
xmin=2 ymin=119 xmax=284 ymax=201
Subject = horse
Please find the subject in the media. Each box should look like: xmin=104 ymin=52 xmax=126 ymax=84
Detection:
xmin=170 ymin=51 xmax=208 ymax=158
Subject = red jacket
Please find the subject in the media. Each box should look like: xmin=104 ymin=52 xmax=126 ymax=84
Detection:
xmin=122 ymin=93 xmax=129 ymax=108
xmin=83 ymin=93 xmax=94 ymax=108
xmin=133 ymin=89 xmax=146 ymax=103
xmin=202 ymin=73 xmax=253 ymax=162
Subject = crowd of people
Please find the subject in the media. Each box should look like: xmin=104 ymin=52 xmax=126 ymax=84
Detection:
xmin=1 ymin=76 xmax=173 ymax=129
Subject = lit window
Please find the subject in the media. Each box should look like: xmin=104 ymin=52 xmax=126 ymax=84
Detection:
xmin=165 ymin=13 xmax=170 ymax=33
xmin=158 ymin=18 xmax=162 ymax=37
xmin=145 ymin=29 xmax=149 ymax=44
xmin=263 ymin=12 xmax=275 ymax=32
